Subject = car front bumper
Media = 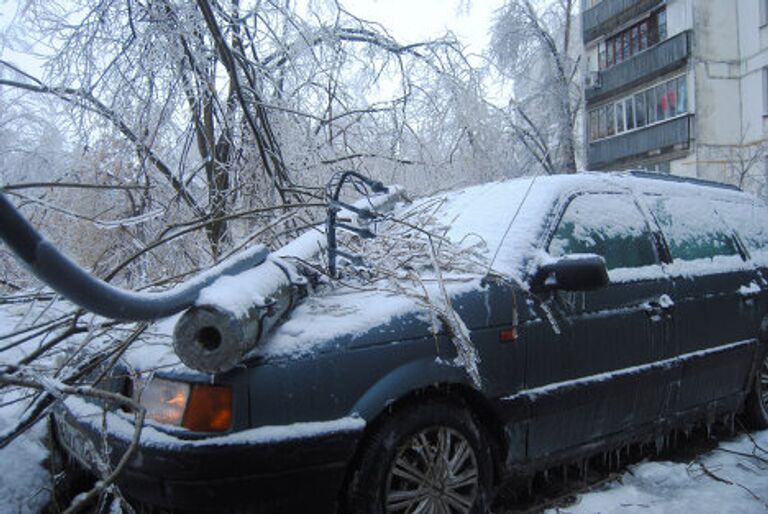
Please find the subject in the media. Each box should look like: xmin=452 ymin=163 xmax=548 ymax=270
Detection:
xmin=52 ymin=397 xmax=365 ymax=512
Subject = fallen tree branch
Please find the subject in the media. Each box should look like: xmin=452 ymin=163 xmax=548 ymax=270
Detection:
xmin=694 ymin=461 xmax=768 ymax=509
xmin=2 ymin=182 xmax=147 ymax=192
xmin=0 ymin=63 xmax=203 ymax=217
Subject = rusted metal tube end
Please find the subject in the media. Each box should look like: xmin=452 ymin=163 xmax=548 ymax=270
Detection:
xmin=173 ymin=304 xmax=261 ymax=374
xmin=172 ymin=258 xmax=301 ymax=373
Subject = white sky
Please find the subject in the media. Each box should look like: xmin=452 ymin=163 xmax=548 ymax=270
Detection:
xmin=336 ymin=0 xmax=509 ymax=104
xmin=339 ymin=0 xmax=502 ymax=56
xmin=0 ymin=0 xmax=16 ymax=33
xmin=0 ymin=1 xmax=503 ymax=50
xmin=0 ymin=0 xmax=508 ymax=106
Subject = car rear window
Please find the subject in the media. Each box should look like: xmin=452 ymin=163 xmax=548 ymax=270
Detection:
xmin=645 ymin=195 xmax=739 ymax=261
xmin=714 ymin=199 xmax=768 ymax=260
xmin=548 ymin=193 xmax=657 ymax=270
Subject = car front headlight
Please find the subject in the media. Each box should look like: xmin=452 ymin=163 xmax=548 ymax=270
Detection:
xmin=133 ymin=377 xmax=232 ymax=432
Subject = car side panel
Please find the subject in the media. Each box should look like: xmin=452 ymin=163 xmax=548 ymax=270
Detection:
xmin=248 ymin=335 xmax=457 ymax=427
xmin=524 ymin=277 xmax=671 ymax=458
xmin=667 ymin=268 xmax=761 ymax=410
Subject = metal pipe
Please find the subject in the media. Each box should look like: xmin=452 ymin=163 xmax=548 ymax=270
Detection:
xmin=0 ymin=191 xmax=268 ymax=320
xmin=172 ymin=258 xmax=301 ymax=373
xmin=326 ymin=171 xmax=389 ymax=277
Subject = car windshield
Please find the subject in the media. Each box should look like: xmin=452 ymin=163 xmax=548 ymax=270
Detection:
xmin=417 ymin=174 xmax=613 ymax=279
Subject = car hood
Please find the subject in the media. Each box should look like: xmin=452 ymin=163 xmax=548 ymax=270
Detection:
xmin=121 ymin=274 xmax=524 ymax=374
xmin=252 ymin=276 xmax=505 ymax=361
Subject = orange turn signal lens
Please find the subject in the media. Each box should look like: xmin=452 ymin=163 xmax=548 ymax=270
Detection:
xmin=182 ymin=384 xmax=233 ymax=432
xmin=499 ymin=328 xmax=518 ymax=343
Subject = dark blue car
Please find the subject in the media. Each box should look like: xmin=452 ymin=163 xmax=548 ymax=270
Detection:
xmin=50 ymin=172 xmax=768 ymax=513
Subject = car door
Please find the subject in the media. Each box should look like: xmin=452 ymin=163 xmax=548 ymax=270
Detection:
xmin=644 ymin=193 xmax=762 ymax=412
xmin=525 ymin=191 xmax=673 ymax=459
xmin=715 ymin=197 xmax=768 ymax=312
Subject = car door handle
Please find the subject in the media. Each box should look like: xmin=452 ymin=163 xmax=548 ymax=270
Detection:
xmin=740 ymin=283 xmax=761 ymax=306
xmin=657 ymin=294 xmax=675 ymax=313
xmin=643 ymin=295 xmax=674 ymax=318
xmin=643 ymin=302 xmax=663 ymax=319
xmin=740 ymin=283 xmax=761 ymax=299
xmin=643 ymin=302 xmax=660 ymax=314
xmin=742 ymin=292 xmax=759 ymax=304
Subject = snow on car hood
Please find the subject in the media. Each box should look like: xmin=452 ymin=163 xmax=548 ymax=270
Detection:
xmin=255 ymin=276 xmax=482 ymax=360
xmin=122 ymin=277 xmax=482 ymax=372
xmin=212 ymin=175 xmax=588 ymax=363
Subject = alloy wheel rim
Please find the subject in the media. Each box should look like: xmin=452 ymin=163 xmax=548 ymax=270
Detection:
xmin=384 ymin=426 xmax=479 ymax=514
xmin=760 ymin=357 xmax=768 ymax=408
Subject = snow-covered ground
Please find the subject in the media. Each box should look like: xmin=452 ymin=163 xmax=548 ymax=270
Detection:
xmin=542 ymin=429 xmax=768 ymax=514
xmin=0 ymin=407 xmax=50 ymax=514
xmin=0 ymin=306 xmax=51 ymax=514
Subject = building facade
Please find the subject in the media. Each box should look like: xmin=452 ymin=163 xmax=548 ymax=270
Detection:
xmin=582 ymin=0 xmax=768 ymax=196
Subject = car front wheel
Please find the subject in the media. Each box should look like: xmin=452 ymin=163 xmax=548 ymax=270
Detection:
xmin=745 ymin=351 xmax=768 ymax=429
xmin=346 ymin=399 xmax=493 ymax=514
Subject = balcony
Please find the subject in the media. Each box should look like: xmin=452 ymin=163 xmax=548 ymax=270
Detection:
xmin=583 ymin=0 xmax=663 ymax=43
xmin=585 ymin=31 xmax=691 ymax=104
xmin=587 ymin=115 xmax=692 ymax=170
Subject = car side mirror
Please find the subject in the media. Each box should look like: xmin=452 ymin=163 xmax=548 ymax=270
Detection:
xmin=532 ymin=254 xmax=609 ymax=292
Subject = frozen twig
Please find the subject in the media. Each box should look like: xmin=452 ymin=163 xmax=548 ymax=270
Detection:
xmin=693 ymin=461 xmax=768 ymax=509
xmin=0 ymin=322 xmax=147 ymax=449
xmin=2 ymin=365 xmax=147 ymax=508
xmin=318 ymin=197 xmax=489 ymax=387
xmin=425 ymin=234 xmax=481 ymax=388
xmin=61 ymin=408 xmax=145 ymax=514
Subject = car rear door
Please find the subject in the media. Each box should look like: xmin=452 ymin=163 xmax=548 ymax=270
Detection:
xmin=644 ymin=193 xmax=762 ymax=413
xmin=525 ymin=191 xmax=673 ymax=458
xmin=715 ymin=197 xmax=768 ymax=309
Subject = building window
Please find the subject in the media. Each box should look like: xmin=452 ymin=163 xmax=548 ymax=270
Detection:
xmin=592 ymin=108 xmax=601 ymax=139
xmin=657 ymin=9 xmax=667 ymax=40
xmin=588 ymin=75 xmax=688 ymax=142
xmin=676 ymin=76 xmax=687 ymax=115
xmin=637 ymin=161 xmax=671 ymax=174
xmin=615 ymin=102 xmax=625 ymax=133
xmin=600 ymin=9 xmax=667 ymax=70
xmin=646 ymin=86 xmax=657 ymax=125
xmin=625 ymin=98 xmax=635 ymax=130
xmin=761 ymin=0 xmax=768 ymax=27
xmin=635 ymin=93 xmax=646 ymax=128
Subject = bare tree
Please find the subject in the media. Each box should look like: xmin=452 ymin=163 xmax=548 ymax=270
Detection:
xmin=490 ymin=0 xmax=581 ymax=174
xmin=723 ymin=138 xmax=768 ymax=197
xmin=2 ymin=1 xmax=505 ymax=261
xmin=0 ymin=0 xmax=506 ymax=467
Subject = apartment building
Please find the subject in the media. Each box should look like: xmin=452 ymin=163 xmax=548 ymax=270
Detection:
xmin=582 ymin=0 xmax=768 ymax=194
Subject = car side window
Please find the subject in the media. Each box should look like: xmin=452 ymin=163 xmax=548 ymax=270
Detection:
xmin=548 ymin=193 xmax=658 ymax=270
xmin=714 ymin=199 xmax=768 ymax=258
xmin=646 ymin=195 xmax=738 ymax=261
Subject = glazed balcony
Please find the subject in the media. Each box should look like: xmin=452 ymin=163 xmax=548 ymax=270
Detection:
xmin=583 ymin=0 xmax=664 ymax=43
xmin=585 ymin=31 xmax=690 ymax=104
xmin=587 ymin=114 xmax=692 ymax=170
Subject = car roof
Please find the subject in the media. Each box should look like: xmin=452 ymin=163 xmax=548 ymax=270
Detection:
xmin=419 ymin=171 xmax=759 ymax=279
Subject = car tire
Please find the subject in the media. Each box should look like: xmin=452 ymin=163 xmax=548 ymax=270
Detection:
xmin=345 ymin=398 xmax=494 ymax=514
xmin=744 ymin=352 xmax=768 ymax=429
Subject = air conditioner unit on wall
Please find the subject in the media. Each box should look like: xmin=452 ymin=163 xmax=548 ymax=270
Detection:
xmin=585 ymin=72 xmax=601 ymax=89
